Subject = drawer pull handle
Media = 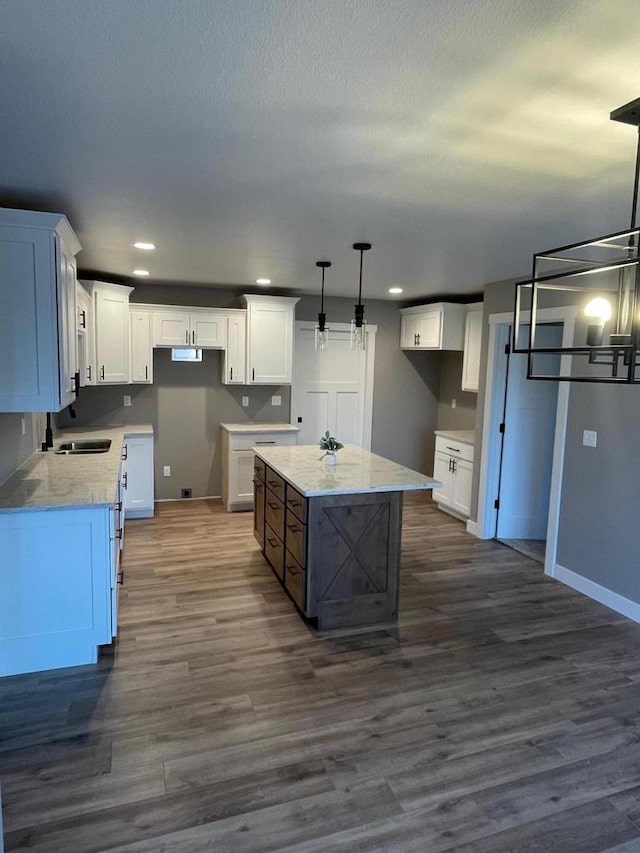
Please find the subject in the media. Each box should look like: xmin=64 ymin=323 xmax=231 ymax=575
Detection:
xmin=287 ymin=524 xmax=300 ymax=533
xmin=267 ymin=501 xmax=279 ymax=510
xmin=268 ymin=480 xmax=280 ymax=488
xmin=287 ymin=566 xmax=300 ymax=576
xmin=267 ymin=538 xmax=278 ymax=547
xmin=446 ymin=446 xmax=460 ymax=452
xmin=256 ymin=440 xmax=276 ymax=445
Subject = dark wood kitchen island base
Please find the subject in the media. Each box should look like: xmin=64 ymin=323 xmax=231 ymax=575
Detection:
xmin=253 ymin=446 xmax=437 ymax=631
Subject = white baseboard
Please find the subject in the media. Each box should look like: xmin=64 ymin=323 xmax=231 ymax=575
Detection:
xmin=552 ymin=563 xmax=640 ymax=625
xmin=466 ymin=519 xmax=480 ymax=537
xmin=155 ymin=494 xmax=222 ymax=503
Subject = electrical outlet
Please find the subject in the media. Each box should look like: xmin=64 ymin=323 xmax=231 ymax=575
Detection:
xmin=242 ymin=396 xmax=249 ymax=407
xmin=123 ymin=395 xmax=132 ymax=407
xmin=583 ymin=429 xmax=597 ymax=448
xmin=271 ymin=395 xmax=282 ymax=406
xmin=163 ymin=465 xmax=171 ymax=477
xmin=451 ymin=398 xmax=457 ymax=409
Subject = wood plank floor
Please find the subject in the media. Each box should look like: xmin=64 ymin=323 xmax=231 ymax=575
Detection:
xmin=3 ymin=494 xmax=640 ymax=851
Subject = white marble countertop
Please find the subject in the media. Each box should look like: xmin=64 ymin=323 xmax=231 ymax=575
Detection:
xmin=0 ymin=425 xmax=154 ymax=512
xmin=220 ymin=422 xmax=299 ymax=434
xmin=254 ymin=444 xmax=440 ymax=497
xmin=434 ymin=429 xmax=475 ymax=445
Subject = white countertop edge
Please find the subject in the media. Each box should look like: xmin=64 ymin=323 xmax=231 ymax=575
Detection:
xmin=301 ymin=481 xmax=441 ymax=498
xmin=433 ymin=429 xmax=475 ymax=444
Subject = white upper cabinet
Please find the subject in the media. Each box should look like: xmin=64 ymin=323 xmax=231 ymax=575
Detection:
xmin=0 ymin=208 xmax=81 ymax=412
xmin=400 ymin=302 xmax=466 ymax=351
xmin=461 ymin=304 xmax=483 ymax=393
xmin=82 ymin=281 xmax=133 ymax=384
xmin=152 ymin=308 xmax=227 ymax=348
xmin=221 ymin=312 xmax=246 ymax=385
xmin=243 ymin=295 xmax=299 ymax=384
xmin=76 ymin=282 xmax=95 ymax=387
xmin=130 ymin=309 xmax=153 ymax=383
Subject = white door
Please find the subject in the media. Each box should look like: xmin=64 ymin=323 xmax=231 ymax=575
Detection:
xmin=497 ymin=324 xmax=562 ymax=539
xmin=290 ymin=323 xmax=375 ymax=449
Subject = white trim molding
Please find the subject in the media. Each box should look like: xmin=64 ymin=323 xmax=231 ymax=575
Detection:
xmin=552 ymin=563 xmax=640 ymax=625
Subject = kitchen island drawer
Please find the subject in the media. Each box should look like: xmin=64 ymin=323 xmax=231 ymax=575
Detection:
xmin=285 ymin=485 xmax=307 ymax=523
xmin=285 ymin=509 xmax=306 ymax=568
xmin=265 ymin=491 xmax=285 ymax=539
xmin=265 ymin=523 xmax=284 ymax=581
xmin=254 ymin=457 xmax=265 ymax=482
xmin=284 ymin=551 xmax=306 ymax=612
xmin=265 ymin=467 xmax=286 ymax=502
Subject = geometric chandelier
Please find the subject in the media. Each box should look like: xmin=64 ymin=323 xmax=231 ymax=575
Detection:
xmin=514 ymin=96 xmax=640 ymax=383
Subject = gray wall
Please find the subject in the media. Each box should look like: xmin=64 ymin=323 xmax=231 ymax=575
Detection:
xmin=436 ymin=351 xmax=477 ymax=432
xmin=0 ymin=412 xmax=45 ymax=487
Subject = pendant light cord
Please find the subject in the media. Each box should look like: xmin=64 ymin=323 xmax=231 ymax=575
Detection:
xmin=631 ymin=125 xmax=640 ymax=233
xmin=357 ymin=248 xmax=363 ymax=307
xmin=321 ymin=266 xmax=325 ymax=313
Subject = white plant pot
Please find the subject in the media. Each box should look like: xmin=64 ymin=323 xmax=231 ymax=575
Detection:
xmin=325 ymin=451 xmax=337 ymax=466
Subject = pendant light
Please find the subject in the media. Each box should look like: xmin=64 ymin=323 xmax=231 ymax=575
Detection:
xmin=351 ymin=242 xmax=371 ymax=351
xmin=514 ymin=96 xmax=640 ymax=383
xmin=315 ymin=261 xmax=331 ymax=351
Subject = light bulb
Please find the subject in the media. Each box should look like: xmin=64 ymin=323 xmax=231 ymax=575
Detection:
xmin=584 ymin=297 xmax=612 ymax=322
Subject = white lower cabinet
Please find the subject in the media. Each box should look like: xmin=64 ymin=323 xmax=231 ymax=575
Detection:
xmin=0 ymin=505 xmax=114 ymax=677
xmin=121 ymin=433 xmax=155 ymax=518
xmin=433 ymin=433 xmax=474 ymax=520
xmin=221 ymin=425 xmax=298 ymax=511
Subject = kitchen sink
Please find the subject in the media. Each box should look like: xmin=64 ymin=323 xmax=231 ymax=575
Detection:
xmin=55 ymin=439 xmax=112 ymax=454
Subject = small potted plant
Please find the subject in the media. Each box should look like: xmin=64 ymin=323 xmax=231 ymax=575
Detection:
xmin=319 ymin=430 xmax=343 ymax=465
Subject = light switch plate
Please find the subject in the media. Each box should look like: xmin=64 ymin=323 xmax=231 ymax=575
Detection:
xmin=242 ymin=396 xmax=249 ymax=407
xmin=583 ymin=429 xmax=597 ymax=448
xmin=163 ymin=465 xmax=171 ymax=477
xmin=123 ymin=395 xmax=132 ymax=407
xmin=271 ymin=395 xmax=282 ymax=406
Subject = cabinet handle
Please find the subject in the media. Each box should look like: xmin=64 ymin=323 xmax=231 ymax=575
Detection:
xmin=122 ymin=472 xmax=128 ymax=490
xmin=255 ymin=440 xmax=276 ymax=445
xmin=268 ymin=479 xmax=280 ymax=487
xmin=145 ymin=365 xmax=148 ymax=380
xmin=100 ymin=365 xmax=105 ymax=380
xmin=446 ymin=446 xmax=460 ymax=452
xmin=267 ymin=537 xmax=278 ymax=547
xmin=115 ymin=501 xmax=122 ymax=512
xmin=80 ymin=309 xmax=86 ymax=329
xmin=267 ymin=501 xmax=279 ymax=510
xmin=287 ymin=566 xmax=300 ymax=576
xmin=414 ymin=333 xmax=417 ymax=345
xmin=185 ymin=330 xmax=189 ymax=344
xmin=287 ymin=524 xmax=300 ymax=533
xmin=115 ymin=528 xmax=123 ymax=540
xmin=252 ymin=368 xmax=255 ymax=381
xmin=122 ymin=444 xmax=128 ymax=460
xmin=230 ymin=366 xmax=233 ymax=381
xmin=87 ymin=365 xmax=92 ymax=381
xmin=416 ymin=333 xmax=420 ymax=345
xmin=192 ymin=330 xmax=196 ymax=345
xmin=117 ymin=569 xmax=124 ymax=585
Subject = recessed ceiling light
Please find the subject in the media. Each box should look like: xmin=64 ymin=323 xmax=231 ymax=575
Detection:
xmin=388 ymin=287 xmax=403 ymax=294
xmin=133 ymin=242 xmax=155 ymax=251
xmin=256 ymin=278 xmax=271 ymax=285
xmin=133 ymin=269 xmax=150 ymax=276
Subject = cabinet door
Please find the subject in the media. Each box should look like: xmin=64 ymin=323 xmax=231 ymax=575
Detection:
xmin=57 ymin=237 xmax=78 ymax=405
xmin=230 ymin=449 xmax=256 ymax=505
xmin=462 ymin=310 xmax=482 ymax=392
xmin=191 ymin=312 xmax=226 ymax=348
xmin=76 ymin=283 xmax=95 ymax=386
xmin=400 ymin=314 xmax=422 ymax=349
xmin=122 ymin=435 xmax=154 ymax=517
xmin=417 ymin=311 xmax=443 ymax=348
xmin=130 ymin=310 xmax=153 ymax=383
xmin=451 ymin=457 xmax=473 ymax=517
xmin=152 ymin=310 xmax=191 ymax=347
xmin=433 ymin=451 xmax=453 ymax=505
xmin=248 ymin=302 xmax=294 ymax=384
xmin=222 ymin=315 xmax=246 ymax=384
xmin=95 ymin=288 xmax=131 ymax=383
xmin=254 ymin=479 xmax=265 ymax=547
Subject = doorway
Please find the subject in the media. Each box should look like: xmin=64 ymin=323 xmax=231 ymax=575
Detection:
xmin=290 ymin=322 xmax=376 ymax=449
xmin=474 ymin=306 xmax=576 ymax=577
xmin=496 ymin=323 xmax=562 ymax=563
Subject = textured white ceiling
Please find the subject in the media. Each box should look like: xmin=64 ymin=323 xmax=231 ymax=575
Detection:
xmin=2 ymin=0 xmax=640 ymax=300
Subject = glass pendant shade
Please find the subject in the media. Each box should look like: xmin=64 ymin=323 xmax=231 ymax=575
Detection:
xmin=514 ymin=96 xmax=640 ymax=383
xmin=315 ymin=261 xmax=331 ymax=352
xmin=351 ymin=243 xmax=371 ymax=351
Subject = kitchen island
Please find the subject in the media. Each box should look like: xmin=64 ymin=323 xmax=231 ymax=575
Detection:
xmin=254 ymin=444 xmax=439 ymax=630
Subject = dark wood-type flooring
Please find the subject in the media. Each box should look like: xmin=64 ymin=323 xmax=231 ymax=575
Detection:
xmin=3 ymin=494 xmax=640 ymax=852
